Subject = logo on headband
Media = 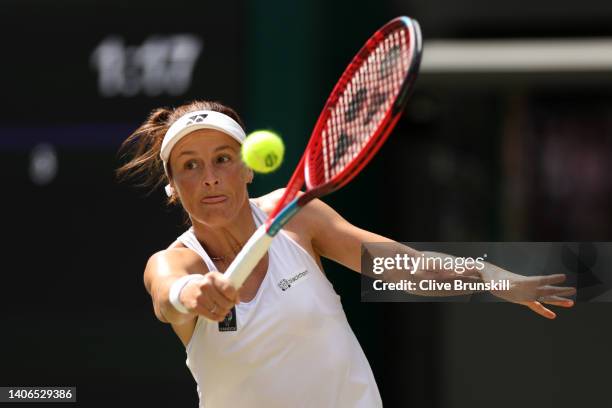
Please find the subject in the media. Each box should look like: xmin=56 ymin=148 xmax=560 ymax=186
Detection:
xmin=186 ymin=114 xmax=209 ymax=126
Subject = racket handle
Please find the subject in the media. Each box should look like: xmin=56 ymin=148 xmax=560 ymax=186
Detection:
xmin=224 ymin=224 xmax=273 ymax=288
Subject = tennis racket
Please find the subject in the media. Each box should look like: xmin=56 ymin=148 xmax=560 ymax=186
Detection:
xmin=226 ymin=16 xmax=423 ymax=288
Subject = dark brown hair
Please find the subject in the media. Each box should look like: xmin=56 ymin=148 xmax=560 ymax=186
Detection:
xmin=116 ymin=100 xmax=245 ymax=204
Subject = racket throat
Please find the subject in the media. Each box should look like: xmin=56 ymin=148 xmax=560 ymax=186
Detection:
xmin=267 ymin=198 xmax=301 ymax=236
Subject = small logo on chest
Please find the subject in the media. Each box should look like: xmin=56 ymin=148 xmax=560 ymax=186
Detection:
xmin=218 ymin=306 xmax=237 ymax=332
xmin=278 ymin=270 xmax=309 ymax=291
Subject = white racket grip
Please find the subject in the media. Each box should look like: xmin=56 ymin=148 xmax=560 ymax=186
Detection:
xmin=225 ymin=224 xmax=273 ymax=288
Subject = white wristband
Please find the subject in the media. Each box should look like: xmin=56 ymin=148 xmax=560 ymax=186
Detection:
xmin=169 ymin=274 xmax=205 ymax=314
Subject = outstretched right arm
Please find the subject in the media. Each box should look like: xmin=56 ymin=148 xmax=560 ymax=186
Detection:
xmin=144 ymin=249 xmax=239 ymax=325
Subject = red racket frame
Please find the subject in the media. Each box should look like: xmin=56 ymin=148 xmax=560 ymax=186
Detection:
xmin=267 ymin=16 xmax=422 ymax=225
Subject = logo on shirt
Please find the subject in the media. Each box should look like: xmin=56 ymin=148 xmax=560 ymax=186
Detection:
xmin=278 ymin=270 xmax=309 ymax=291
xmin=218 ymin=306 xmax=237 ymax=332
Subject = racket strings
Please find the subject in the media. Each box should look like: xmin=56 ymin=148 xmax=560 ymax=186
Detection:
xmin=314 ymin=27 xmax=413 ymax=185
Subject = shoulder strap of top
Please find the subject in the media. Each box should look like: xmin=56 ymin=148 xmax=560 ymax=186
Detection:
xmin=177 ymin=227 xmax=218 ymax=272
xmin=249 ymin=200 xmax=268 ymax=225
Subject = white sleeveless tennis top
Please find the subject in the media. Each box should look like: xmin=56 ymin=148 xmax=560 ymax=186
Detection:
xmin=177 ymin=201 xmax=382 ymax=408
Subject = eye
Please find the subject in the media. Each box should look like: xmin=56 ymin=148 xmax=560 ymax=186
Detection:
xmin=184 ymin=160 xmax=199 ymax=170
xmin=216 ymin=154 xmax=232 ymax=164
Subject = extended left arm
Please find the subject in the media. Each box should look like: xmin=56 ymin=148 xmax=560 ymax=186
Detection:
xmin=305 ymin=198 xmax=480 ymax=294
xmin=305 ymin=198 xmax=575 ymax=319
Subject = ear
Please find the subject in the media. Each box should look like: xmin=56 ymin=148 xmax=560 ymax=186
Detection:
xmin=246 ymin=168 xmax=254 ymax=184
xmin=165 ymin=184 xmax=175 ymax=197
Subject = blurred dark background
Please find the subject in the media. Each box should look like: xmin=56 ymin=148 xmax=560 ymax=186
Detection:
xmin=1 ymin=0 xmax=611 ymax=407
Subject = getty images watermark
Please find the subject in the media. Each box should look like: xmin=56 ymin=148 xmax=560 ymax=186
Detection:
xmin=361 ymin=242 xmax=611 ymax=302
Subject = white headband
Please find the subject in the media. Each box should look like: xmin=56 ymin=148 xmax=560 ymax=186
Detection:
xmin=160 ymin=110 xmax=246 ymax=196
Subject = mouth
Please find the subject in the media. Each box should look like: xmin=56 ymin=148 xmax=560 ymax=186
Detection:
xmin=200 ymin=195 xmax=228 ymax=204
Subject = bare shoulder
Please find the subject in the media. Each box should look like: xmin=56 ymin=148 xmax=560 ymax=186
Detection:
xmin=147 ymin=246 xmax=205 ymax=273
xmin=252 ymin=188 xmax=343 ymax=232
xmin=143 ymin=245 xmax=208 ymax=294
xmin=251 ymin=188 xmax=298 ymax=215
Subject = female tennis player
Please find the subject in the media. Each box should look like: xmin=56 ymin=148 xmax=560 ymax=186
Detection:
xmin=117 ymin=100 xmax=575 ymax=408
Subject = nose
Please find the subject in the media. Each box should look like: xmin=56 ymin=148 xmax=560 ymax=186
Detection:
xmin=202 ymin=165 xmax=220 ymax=186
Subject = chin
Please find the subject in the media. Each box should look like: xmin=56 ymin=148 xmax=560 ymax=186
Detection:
xmin=193 ymin=207 xmax=236 ymax=227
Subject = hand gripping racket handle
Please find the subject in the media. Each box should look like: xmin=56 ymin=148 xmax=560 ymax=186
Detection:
xmin=224 ymin=224 xmax=274 ymax=288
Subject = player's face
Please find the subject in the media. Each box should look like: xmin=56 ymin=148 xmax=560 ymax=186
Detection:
xmin=169 ymin=130 xmax=252 ymax=227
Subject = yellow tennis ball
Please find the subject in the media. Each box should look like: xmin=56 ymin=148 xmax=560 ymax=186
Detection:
xmin=241 ymin=130 xmax=285 ymax=173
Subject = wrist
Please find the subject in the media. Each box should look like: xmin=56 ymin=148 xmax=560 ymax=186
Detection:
xmin=169 ymin=274 xmax=205 ymax=314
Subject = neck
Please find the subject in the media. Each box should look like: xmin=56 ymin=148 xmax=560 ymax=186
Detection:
xmin=191 ymin=200 xmax=257 ymax=262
